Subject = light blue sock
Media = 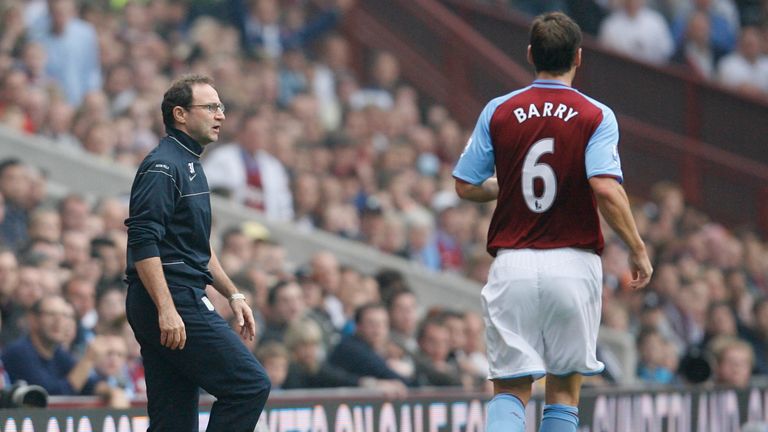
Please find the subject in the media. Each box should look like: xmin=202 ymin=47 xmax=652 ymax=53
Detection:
xmin=540 ymin=404 xmax=579 ymax=432
xmin=486 ymin=394 xmax=526 ymax=432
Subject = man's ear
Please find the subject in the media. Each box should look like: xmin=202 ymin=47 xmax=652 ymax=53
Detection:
xmin=573 ymin=48 xmax=582 ymax=68
xmin=526 ymin=45 xmax=534 ymax=65
xmin=173 ymin=106 xmax=187 ymax=125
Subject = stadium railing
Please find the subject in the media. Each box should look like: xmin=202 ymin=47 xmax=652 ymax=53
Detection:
xmin=4 ymin=381 xmax=768 ymax=431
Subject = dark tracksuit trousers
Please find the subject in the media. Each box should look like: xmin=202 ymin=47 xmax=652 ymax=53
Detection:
xmin=127 ymin=282 xmax=271 ymax=432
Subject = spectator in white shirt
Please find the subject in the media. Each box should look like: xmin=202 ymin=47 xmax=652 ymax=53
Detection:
xmin=717 ymin=27 xmax=768 ymax=95
xmin=203 ymin=114 xmax=294 ymax=222
xmin=598 ymin=0 xmax=675 ymax=64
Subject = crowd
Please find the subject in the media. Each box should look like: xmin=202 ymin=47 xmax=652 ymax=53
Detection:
xmin=0 ymin=0 xmax=766 ymax=408
xmin=483 ymin=0 xmax=768 ymax=96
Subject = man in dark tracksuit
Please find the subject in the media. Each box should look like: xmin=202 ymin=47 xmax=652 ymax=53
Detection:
xmin=125 ymin=74 xmax=270 ymax=431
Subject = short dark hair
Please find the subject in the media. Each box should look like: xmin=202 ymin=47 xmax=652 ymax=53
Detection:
xmin=161 ymin=74 xmax=214 ymax=130
xmin=529 ymin=12 xmax=582 ymax=75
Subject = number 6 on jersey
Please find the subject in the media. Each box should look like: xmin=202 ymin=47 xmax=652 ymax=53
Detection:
xmin=522 ymin=138 xmax=556 ymax=213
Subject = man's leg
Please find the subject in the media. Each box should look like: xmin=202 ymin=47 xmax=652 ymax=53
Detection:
xmin=127 ymin=284 xmax=200 ymax=432
xmin=167 ymin=289 xmax=270 ymax=432
xmin=539 ymin=372 xmax=582 ymax=432
xmin=486 ymin=377 xmax=532 ymax=432
xmin=142 ymin=344 xmax=200 ymax=432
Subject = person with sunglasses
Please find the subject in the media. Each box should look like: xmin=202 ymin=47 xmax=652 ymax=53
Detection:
xmin=125 ymin=74 xmax=270 ymax=431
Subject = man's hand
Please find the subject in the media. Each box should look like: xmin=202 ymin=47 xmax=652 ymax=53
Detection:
xmin=628 ymin=249 xmax=653 ymax=290
xmin=158 ymin=307 xmax=186 ymax=350
xmin=231 ymin=297 xmax=256 ymax=341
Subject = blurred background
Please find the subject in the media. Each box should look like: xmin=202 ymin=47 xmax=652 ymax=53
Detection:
xmin=0 ymin=0 xmax=767 ymax=429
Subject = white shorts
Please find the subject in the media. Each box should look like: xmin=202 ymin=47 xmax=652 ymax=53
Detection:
xmin=482 ymin=248 xmax=604 ymax=380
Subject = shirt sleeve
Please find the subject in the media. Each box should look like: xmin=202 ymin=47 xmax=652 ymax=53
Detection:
xmin=126 ymin=160 xmax=181 ymax=261
xmin=585 ymin=107 xmax=623 ymax=183
xmin=452 ymin=100 xmax=497 ymax=185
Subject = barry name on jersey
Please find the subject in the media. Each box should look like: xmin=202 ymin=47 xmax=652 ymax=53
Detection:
xmin=513 ymin=102 xmax=579 ymax=123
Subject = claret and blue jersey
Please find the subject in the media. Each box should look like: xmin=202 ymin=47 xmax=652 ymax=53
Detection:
xmin=453 ymin=79 xmax=624 ymax=256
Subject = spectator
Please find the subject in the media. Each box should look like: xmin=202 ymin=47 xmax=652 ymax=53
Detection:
xmin=636 ymin=327 xmax=676 ymax=384
xmin=710 ymin=336 xmax=754 ymax=388
xmin=62 ymin=276 xmax=97 ymax=355
xmin=1 ymin=296 xmax=102 ymax=395
xmin=91 ymin=334 xmax=133 ymax=408
xmin=671 ymin=0 xmax=737 ymax=55
xmin=260 ymin=280 xmax=306 ymax=344
xmin=671 ymin=10 xmax=724 ymax=79
xmin=204 ymin=114 xmax=294 ymax=221
xmin=412 ymin=318 xmax=463 ymax=387
xmin=0 ymin=159 xmax=31 ymax=250
xmin=28 ymin=0 xmax=102 ymax=106
xmin=386 ymin=288 xmax=419 ymax=354
xmin=241 ymin=0 xmax=351 ymax=59
xmin=717 ymin=26 xmax=768 ymax=94
xmin=283 ymin=317 xmax=355 ymax=389
xmin=255 ymin=341 xmax=289 ymax=390
xmin=310 ymin=251 xmax=346 ymax=330
xmin=598 ymin=0 xmax=675 ymax=64
xmin=327 ymin=303 xmax=408 ymax=383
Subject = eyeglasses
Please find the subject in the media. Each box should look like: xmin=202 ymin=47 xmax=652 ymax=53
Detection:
xmin=186 ymin=103 xmax=226 ymax=114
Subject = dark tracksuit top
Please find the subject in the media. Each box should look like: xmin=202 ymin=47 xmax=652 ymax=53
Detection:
xmin=125 ymin=127 xmax=213 ymax=291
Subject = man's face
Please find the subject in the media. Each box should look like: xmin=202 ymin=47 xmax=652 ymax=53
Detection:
xmin=389 ymin=293 xmax=417 ymax=335
xmin=357 ymin=308 xmax=389 ymax=350
xmin=420 ymin=323 xmax=451 ymax=363
xmin=274 ymin=283 xmax=305 ymax=324
xmin=717 ymin=347 xmax=752 ymax=388
xmin=179 ymin=84 xmax=225 ymax=145
xmin=65 ymin=280 xmax=95 ymax=319
xmin=33 ymin=297 xmax=76 ymax=346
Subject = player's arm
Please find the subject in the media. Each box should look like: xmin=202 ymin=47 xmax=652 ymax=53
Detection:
xmin=209 ymin=249 xmax=256 ymax=340
xmin=126 ymin=161 xmax=186 ymax=350
xmin=453 ymin=99 xmax=498 ymax=203
xmin=589 ymin=176 xmax=653 ymax=289
xmin=455 ymin=177 xmax=498 ymax=202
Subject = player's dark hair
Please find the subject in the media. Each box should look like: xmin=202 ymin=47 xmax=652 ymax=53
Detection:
xmin=529 ymin=12 xmax=582 ymax=75
xmin=161 ymin=74 xmax=214 ymax=130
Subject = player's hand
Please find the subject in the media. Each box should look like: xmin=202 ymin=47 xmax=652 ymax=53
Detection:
xmin=231 ymin=297 xmax=256 ymax=341
xmin=628 ymin=248 xmax=653 ymax=290
xmin=158 ymin=307 xmax=186 ymax=350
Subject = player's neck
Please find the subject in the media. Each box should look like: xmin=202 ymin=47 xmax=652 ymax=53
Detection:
xmin=535 ymin=71 xmax=575 ymax=87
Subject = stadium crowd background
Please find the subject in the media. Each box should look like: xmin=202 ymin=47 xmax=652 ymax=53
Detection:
xmin=0 ymin=0 xmax=766 ymax=409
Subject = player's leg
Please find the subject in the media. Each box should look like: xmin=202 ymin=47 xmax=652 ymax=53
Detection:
xmin=487 ymin=377 xmax=533 ymax=432
xmin=539 ymin=373 xmax=582 ymax=432
xmin=482 ymin=249 xmax=546 ymax=432
xmin=539 ymin=248 xmax=604 ymax=432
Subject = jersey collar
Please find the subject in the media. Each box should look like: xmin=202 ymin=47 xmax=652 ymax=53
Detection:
xmin=532 ymin=79 xmax=572 ymax=89
xmin=166 ymin=128 xmax=203 ymax=158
